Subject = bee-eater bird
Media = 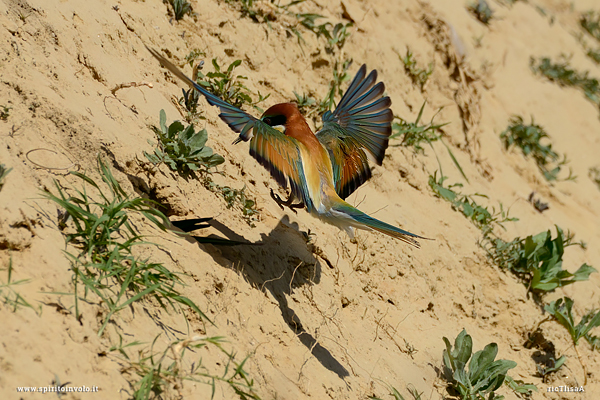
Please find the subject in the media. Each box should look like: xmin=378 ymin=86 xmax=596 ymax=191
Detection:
xmin=147 ymin=47 xmax=427 ymax=247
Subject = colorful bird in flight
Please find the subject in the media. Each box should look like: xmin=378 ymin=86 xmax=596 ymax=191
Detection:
xmin=147 ymin=47 xmax=427 ymax=247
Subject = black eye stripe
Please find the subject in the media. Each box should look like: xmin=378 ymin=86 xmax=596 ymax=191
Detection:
xmin=263 ymin=115 xmax=286 ymax=126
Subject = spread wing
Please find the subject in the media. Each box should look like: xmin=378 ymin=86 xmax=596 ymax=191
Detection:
xmin=147 ymin=46 xmax=257 ymax=142
xmin=316 ymin=64 xmax=393 ymax=199
xmin=147 ymin=47 xmax=311 ymax=207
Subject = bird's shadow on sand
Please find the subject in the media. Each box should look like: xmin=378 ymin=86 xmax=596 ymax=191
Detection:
xmin=179 ymin=215 xmax=350 ymax=379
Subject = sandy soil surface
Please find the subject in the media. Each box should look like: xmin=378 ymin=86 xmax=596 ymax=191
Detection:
xmin=1 ymin=0 xmax=599 ymax=399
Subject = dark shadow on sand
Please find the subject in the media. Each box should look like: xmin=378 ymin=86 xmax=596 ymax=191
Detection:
xmin=177 ymin=215 xmax=350 ymax=379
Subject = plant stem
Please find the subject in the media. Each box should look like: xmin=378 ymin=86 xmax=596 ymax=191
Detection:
xmin=573 ymin=343 xmax=587 ymax=385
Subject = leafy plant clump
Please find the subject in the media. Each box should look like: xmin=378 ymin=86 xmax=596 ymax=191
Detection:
xmin=531 ymin=56 xmax=600 ymax=105
xmin=0 ymin=104 xmax=10 ymax=121
xmin=369 ymin=383 xmax=423 ymax=400
xmin=485 ymin=226 xmax=595 ymax=294
xmin=225 ymin=0 xmax=352 ymax=51
xmin=590 ymin=166 xmax=600 ymax=190
xmin=196 ymin=58 xmax=269 ymax=110
xmin=1 ymin=258 xmax=40 ymax=314
xmin=500 ymin=116 xmax=575 ymax=182
xmin=44 ymin=156 xmax=208 ymax=335
xmin=0 ymin=163 xmax=12 ymax=191
xmin=429 ymin=172 xmax=517 ymax=236
xmin=112 ymin=334 xmax=261 ymax=400
xmin=168 ymin=0 xmax=193 ymax=21
xmin=390 ymin=102 xmax=446 ymax=153
xmin=545 ymin=297 xmax=600 ymax=384
xmin=580 ymin=10 xmax=600 ymax=42
xmin=442 ymin=329 xmax=532 ymax=400
xmin=401 ymin=49 xmax=433 ymax=91
xmin=145 ymin=109 xmax=225 ymax=177
xmin=294 ymin=59 xmax=352 ymax=122
xmin=468 ymin=0 xmax=494 ymax=25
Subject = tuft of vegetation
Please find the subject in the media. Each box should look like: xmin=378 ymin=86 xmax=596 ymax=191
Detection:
xmin=535 ymin=355 xmax=566 ymax=382
xmin=590 ymin=166 xmax=600 ymax=190
xmin=429 ymin=171 xmax=517 ymax=236
xmin=586 ymin=48 xmax=600 ymax=64
xmin=0 ymin=163 xmax=12 ymax=191
xmin=0 ymin=104 xmax=10 ymax=121
xmin=112 ymin=334 xmax=261 ymax=400
xmin=202 ymin=179 xmax=260 ymax=227
xmin=401 ymin=49 xmax=433 ymax=91
xmin=390 ymin=102 xmax=446 ymax=153
xmin=544 ymin=297 xmax=600 ymax=384
xmin=294 ymin=59 xmax=352 ymax=121
xmin=196 ymin=58 xmax=269 ymax=110
xmin=1 ymin=258 xmax=40 ymax=314
xmin=145 ymin=109 xmax=225 ymax=177
xmin=369 ymin=383 xmax=423 ymax=400
xmin=580 ymin=11 xmax=600 ymax=42
xmin=168 ymin=0 xmax=193 ymax=21
xmin=442 ymin=329 xmax=522 ymax=400
xmin=531 ymin=56 xmax=600 ymax=105
xmin=225 ymin=0 xmax=352 ymax=52
xmin=145 ymin=110 xmax=259 ymax=226
xmin=293 ymin=14 xmax=352 ymax=50
xmin=485 ymin=226 xmax=595 ymax=295
xmin=500 ymin=116 xmax=575 ymax=182
xmin=44 ymin=156 xmax=209 ymax=336
xmin=468 ymin=0 xmax=494 ymax=25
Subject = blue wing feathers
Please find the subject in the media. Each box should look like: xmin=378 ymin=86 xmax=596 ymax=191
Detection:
xmin=146 ymin=46 xmax=257 ymax=140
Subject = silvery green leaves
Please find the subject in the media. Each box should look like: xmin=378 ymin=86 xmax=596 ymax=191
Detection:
xmin=500 ymin=116 xmax=575 ymax=182
xmin=0 ymin=163 xmax=11 ymax=191
xmin=492 ymin=226 xmax=596 ymax=294
xmin=145 ymin=109 xmax=225 ymax=176
xmin=442 ymin=329 xmax=517 ymax=400
xmin=545 ymin=297 xmax=600 ymax=347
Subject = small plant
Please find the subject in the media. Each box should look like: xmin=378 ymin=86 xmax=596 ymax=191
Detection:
xmin=544 ymin=297 xmax=600 ymax=384
xmin=168 ymin=0 xmax=192 ymax=21
xmin=485 ymin=226 xmax=595 ymax=294
xmin=401 ymin=49 xmax=433 ymax=91
xmin=580 ymin=10 xmax=600 ymax=42
xmin=184 ymin=49 xmax=206 ymax=69
xmin=112 ymin=334 xmax=261 ymax=400
xmin=0 ymin=258 xmax=40 ymax=314
xmin=294 ymin=14 xmax=352 ymax=50
xmin=535 ymin=355 xmax=566 ymax=382
xmin=293 ymin=59 xmax=353 ymax=121
xmin=442 ymin=329 xmax=517 ymax=400
xmin=0 ymin=104 xmax=10 ymax=121
xmin=586 ymin=47 xmax=600 ymax=64
xmin=369 ymin=383 xmax=423 ymax=400
xmin=202 ymin=178 xmax=260 ymax=227
xmin=500 ymin=116 xmax=575 ymax=182
xmin=145 ymin=109 xmax=225 ymax=177
xmin=590 ymin=166 xmax=600 ymax=190
xmin=531 ymin=56 xmax=600 ymax=105
xmin=390 ymin=102 xmax=446 ymax=153
xmin=196 ymin=58 xmax=269 ymax=110
xmin=429 ymin=172 xmax=517 ymax=236
xmin=44 ymin=156 xmax=208 ymax=335
xmin=0 ymin=163 xmax=12 ymax=191
xmin=320 ymin=59 xmax=352 ymax=113
xmin=468 ymin=0 xmax=493 ymax=25
xmin=505 ymin=376 xmax=538 ymax=397
xmin=293 ymin=91 xmax=318 ymax=116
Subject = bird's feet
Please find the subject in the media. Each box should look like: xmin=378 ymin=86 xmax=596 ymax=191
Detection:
xmin=270 ymin=189 xmax=305 ymax=214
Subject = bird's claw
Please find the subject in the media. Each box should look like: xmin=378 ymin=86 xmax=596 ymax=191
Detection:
xmin=270 ymin=189 xmax=304 ymax=214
